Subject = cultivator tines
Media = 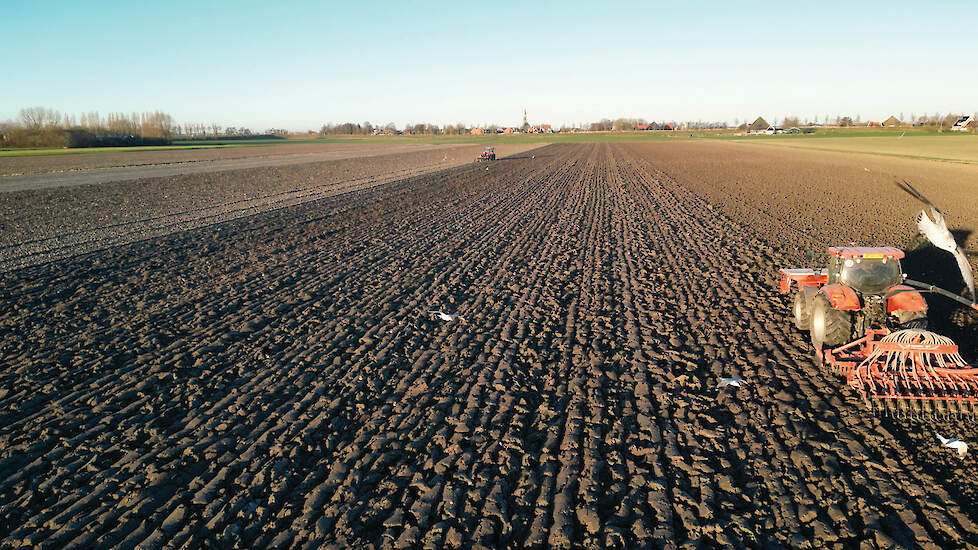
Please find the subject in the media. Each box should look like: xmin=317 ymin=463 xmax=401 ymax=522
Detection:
xmin=847 ymin=330 xmax=978 ymax=418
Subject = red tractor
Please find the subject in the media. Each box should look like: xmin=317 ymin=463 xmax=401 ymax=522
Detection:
xmin=782 ymin=247 xmax=927 ymax=351
xmin=476 ymin=147 xmax=496 ymax=162
xmin=780 ymin=246 xmax=978 ymax=416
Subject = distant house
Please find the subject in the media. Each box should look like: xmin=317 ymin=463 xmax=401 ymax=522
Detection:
xmin=748 ymin=117 xmax=769 ymax=134
xmin=883 ymin=116 xmax=901 ymax=127
xmin=470 ymin=128 xmax=485 ymax=135
xmin=645 ymin=122 xmax=674 ymax=131
xmin=867 ymin=121 xmax=882 ymax=127
xmin=636 ymin=124 xmax=649 ymax=131
xmin=951 ymin=115 xmax=976 ymax=132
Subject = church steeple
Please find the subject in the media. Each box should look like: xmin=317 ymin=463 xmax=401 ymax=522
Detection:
xmin=523 ymin=109 xmax=527 ymax=126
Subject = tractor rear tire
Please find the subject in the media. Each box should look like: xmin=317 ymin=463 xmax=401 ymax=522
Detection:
xmin=892 ymin=309 xmax=928 ymax=330
xmin=811 ymin=294 xmax=853 ymax=349
xmin=793 ymin=288 xmax=816 ymax=331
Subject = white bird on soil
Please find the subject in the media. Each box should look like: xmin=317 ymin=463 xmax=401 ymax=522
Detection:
xmin=898 ymin=180 xmax=975 ymax=298
xmin=428 ymin=310 xmax=465 ymax=323
xmin=716 ymin=377 xmax=745 ymax=389
xmin=936 ymin=433 xmax=968 ymax=457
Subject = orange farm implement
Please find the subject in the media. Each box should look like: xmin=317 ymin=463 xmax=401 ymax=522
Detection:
xmin=780 ymin=246 xmax=978 ymax=417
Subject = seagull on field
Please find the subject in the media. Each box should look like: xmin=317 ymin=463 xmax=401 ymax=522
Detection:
xmin=897 ymin=179 xmax=975 ymax=298
xmin=428 ymin=310 xmax=465 ymax=323
xmin=716 ymin=377 xmax=745 ymax=389
xmin=937 ymin=433 xmax=968 ymax=457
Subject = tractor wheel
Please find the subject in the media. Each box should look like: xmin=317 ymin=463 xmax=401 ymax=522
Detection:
xmin=793 ymin=288 xmax=816 ymax=331
xmin=811 ymin=294 xmax=853 ymax=349
xmin=893 ymin=310 xmax=928 ymax=331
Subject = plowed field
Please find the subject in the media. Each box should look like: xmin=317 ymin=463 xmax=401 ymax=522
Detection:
xmin=2 ymin=143 xmax=977 ymax=549
xmin=0 ymin=142 xmax=459 ymax=178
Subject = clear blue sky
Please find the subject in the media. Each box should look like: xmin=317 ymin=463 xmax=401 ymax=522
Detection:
xmin=3 ymin=1 xmax=976 ymax=130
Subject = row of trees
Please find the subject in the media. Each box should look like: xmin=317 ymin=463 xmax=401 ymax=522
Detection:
xmin=321 ymin=119 xmax=671 ymax=135
xmin=2 ymin=107 xmax=177 ymax=148
xmin=15 ymin=106 xmax=176 ymax=139
xmin=0 ymin=107 xmax=295 ymax=148
xmin=584 ymin=118 xmax=726 ymax=131
xmin=318 ymin=121 xmax=471 ymax=136
xmin=177 ymin=124 xmax=288 ymax=138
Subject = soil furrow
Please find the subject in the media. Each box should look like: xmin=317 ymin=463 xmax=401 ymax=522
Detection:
xmin=2 ymin=143 xmax=977 ymax=549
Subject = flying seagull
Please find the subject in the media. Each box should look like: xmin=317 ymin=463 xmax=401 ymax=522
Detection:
xmin=428 ymin=310 xmax=465 ymax=323
xmin=897 ymin=179 xmax=975 ymax=298
xmin=936 ymin=433 xmax=968 ymax=457
xmin=716 ymin=377 xmax=745 ymax=389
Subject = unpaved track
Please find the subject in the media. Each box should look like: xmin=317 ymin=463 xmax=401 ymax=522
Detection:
xmin=0 ymin=144 xmax=539 ymax=271
xmin=0 ymin=144 xmax=475 ymax=193
xmin=0 ymin=142 xmax=467 ymax=181
xmin=1 ymin=144 xmax=977 ymax=548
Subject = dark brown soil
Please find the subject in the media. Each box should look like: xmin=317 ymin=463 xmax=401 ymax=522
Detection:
xmin=1 ymin=144 xmax=976 ymax=549
xmin=0 ymin=142 xmax=456 ymax=178
xmin=0 ymin=144 xmax=537 ymax=271
xmin=627 ymin=140 xmax=978 ymax=357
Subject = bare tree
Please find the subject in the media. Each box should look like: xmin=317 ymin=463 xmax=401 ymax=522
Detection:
xmin=19 ymin=106 xmax=60 ymax=128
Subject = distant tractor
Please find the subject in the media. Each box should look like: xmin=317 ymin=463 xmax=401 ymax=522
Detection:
xmin=476 ymin=147 xmax=496 ymax=162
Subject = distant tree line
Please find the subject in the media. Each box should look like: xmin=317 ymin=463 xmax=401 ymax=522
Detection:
xmin=1 ymin=106 xmax=175 ymax=148
xmin=0 ymin=107 xmax=301 ymax=148
xmin=320 ymin=122 xmax=379 ymax=135
xmin=582 ymin=118 xmax=728 ymax=131
xmin=318 ymin=121 xmax=462 ymax=136
xmin=176 ymin=124 xmax=291 ymax=140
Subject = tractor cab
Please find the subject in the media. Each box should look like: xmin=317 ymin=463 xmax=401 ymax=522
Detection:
xmin=778 ymin=246 xmax=928 ymax=349
xmin=826 ymin=247 xmax=904 ymax=296
xmin=476 ymin=147 xmax=496 ymax=162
